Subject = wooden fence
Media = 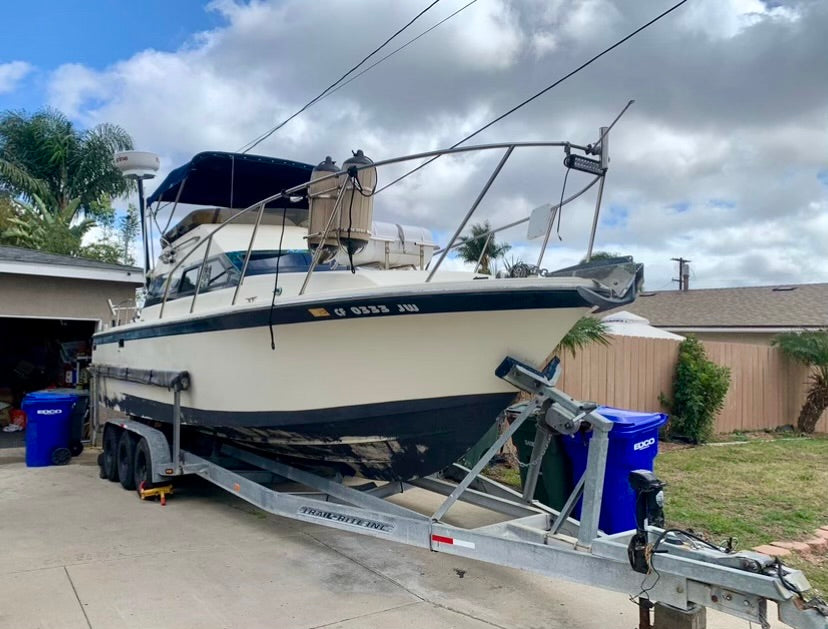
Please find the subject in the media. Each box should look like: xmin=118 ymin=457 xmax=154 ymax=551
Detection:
xmin=555 ymin=336 xmax=828 ymax=434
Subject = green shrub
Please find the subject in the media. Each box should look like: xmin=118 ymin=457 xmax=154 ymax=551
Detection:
xmin=660 ymin=336 xmax=731 ymax=444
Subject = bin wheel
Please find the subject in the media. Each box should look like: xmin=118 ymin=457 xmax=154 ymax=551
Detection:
xmin=70 ymin=441 xmax=84 ymax=457
xmin=133 ymin=438 xmax=152 ymax=490
xmin=102 ymin=426 xmax=120 ymax=482
xmin=117 ymin=431 xmax=138 ymax=490
xmin=51 ymin=448 xmax=71 ymax=466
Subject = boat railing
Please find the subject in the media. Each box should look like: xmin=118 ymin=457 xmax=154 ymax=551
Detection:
xmin=156 ymin=139 xmax=608 ymax=319
xmin=107 ymin=298 xmax=139 ymax=327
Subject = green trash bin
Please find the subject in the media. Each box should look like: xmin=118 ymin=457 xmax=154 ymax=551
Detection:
xmin=507 ymin=403 xmax=569 ymax=511
xmin=458 ymin=420 xmax=501 ymax=468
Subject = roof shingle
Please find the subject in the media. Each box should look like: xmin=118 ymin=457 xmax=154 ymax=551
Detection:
xmin=607 ymin=283 xmax=828 ymax=328
xmin=0 ymin=245 xmax=142 ymax=273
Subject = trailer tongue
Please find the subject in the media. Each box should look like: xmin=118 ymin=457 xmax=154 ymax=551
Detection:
xmin=90 ymin=358 xmax=828 ymax=629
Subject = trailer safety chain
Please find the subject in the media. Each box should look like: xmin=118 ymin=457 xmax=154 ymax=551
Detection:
xmin=775 ymin=559 xmax=828 ymax=615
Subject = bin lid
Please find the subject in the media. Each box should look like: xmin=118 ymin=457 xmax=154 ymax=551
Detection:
xmin=48 ymin=388 xmax=89 ymax=398
xmin=597 ymin=405 xmax=667 ymax=434
xmin=23 ymin=390 xmax=81 ymax=404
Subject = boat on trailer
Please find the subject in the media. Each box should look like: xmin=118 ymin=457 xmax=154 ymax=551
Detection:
xmin=93 ymin=138 xmax=643 ymax=481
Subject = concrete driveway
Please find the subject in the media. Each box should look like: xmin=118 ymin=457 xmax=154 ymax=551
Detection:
xmin=0 ymin=448 xmax=750 ymax=629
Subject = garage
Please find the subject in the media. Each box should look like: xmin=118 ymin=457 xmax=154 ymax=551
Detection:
xmin=0 ymin=246 xmax=144 ymax=448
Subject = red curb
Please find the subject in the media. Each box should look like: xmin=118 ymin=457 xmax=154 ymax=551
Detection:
xmin=770 ymin=541 xmax=810 ymax=552
xmin=804 ymin=537 xmax=828 ymax=552
xmin=754 ymin=544 xmax=791 ymax=557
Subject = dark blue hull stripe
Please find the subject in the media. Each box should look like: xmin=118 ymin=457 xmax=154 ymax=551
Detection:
xmin=94 ymin=287 xmax=589 ymax=345
xmin=106 ymin=392 xmax=516 ymax=481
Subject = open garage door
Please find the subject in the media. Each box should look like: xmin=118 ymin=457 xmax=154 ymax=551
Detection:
xmin=0 ymin=316 xmax=97 ymax=448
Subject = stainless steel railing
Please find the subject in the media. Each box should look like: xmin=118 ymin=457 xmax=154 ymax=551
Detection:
xmin=154 ymin=140 xmax=602 ymax=319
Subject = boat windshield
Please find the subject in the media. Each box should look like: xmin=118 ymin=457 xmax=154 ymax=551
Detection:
xmin=145 ymin=249 xmax=336 ymax=306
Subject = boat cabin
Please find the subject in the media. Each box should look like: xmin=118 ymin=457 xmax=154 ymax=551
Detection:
xmin=145 ymin=152 xmax=436 ymax=307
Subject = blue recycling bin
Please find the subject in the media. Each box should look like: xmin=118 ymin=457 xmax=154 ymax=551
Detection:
xmin=22 ymin=390 xmax=80 ymax=467
xmin=561 ymin=406 xmax=667 ymax=534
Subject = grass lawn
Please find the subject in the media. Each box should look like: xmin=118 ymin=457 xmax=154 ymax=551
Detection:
xmin=655 ymin=436 xmax=828 ymax=594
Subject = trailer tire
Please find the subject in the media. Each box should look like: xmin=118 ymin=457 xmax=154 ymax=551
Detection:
xmin=102 ymin=426 xmax=120 ymax=482
xmin=133 ymin=438 xmax=152 ymax=490
xmin=117 ymin=431 xmax=138 ymax=490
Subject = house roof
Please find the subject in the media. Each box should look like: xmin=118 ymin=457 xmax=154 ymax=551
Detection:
xmin=604 ymin=283 xmax=828 ymax=330
xmin=0 ymin=246 xmax=144 ymax=285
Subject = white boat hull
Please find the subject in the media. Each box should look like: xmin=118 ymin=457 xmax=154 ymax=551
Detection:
xmin=93 ymin=279 xmax=592 ymax=479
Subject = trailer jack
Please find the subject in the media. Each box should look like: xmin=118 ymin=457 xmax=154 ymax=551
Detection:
xmin=137 ymin=480 xmax=173 ymax=506
xmin=628 ymin=469 xmax=666 ymax=574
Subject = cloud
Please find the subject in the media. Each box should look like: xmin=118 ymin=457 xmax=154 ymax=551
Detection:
xmin=45 ymin=0 xmax=828 ymax=289
xmin=0 ymin=61 xmax=33 ymax=94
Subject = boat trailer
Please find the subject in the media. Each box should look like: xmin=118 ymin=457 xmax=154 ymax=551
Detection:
xmin=89 ymin=358 xmax=828 ymax=629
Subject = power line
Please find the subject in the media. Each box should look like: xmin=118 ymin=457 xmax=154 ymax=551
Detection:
xmin=314 ymin=0 xmax=479 ymax=105
xmin=375 ymin=0 xmax=691 ymax=194
xmin=238 ymin=0 xmax=443 ymax=154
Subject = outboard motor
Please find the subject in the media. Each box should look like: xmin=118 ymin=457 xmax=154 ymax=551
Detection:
xmin=627 ymin=469 xmax=666 ymax=574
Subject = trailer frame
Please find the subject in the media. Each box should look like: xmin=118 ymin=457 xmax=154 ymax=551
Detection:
xmin=89 ymin=358 xmax=828 ymax=629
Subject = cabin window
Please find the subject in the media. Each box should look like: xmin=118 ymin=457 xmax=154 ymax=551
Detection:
xmin=178 ymin=256 xmax=238 ymax=295
xmin=146 ymin=274 xmax=168 ymax=300
xmin=225 ymin=250 xmax=334 ymax=276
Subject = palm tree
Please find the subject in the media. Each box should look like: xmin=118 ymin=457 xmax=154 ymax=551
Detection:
xmin=772 ymin=331 xmax=828 ymax=433
xmin=1 ymin=194 xmax=94 ymax=256
xmin=0 ymin=108 xmax=133 ymax=218
xmin=457 ymin=221 xmax=511 ymax=274
xmin=580 ymin=251 xmax=622 ymax=263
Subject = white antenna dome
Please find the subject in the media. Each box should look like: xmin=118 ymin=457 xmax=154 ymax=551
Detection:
xmin=114 ymin=151 xmax=160 ymax=179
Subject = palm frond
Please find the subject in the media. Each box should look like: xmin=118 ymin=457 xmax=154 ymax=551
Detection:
xmin=0 ymin=108 xmax=134 ymax=215
xmin=0 ymin=158 xmax=48 ymax=198
xmin=772 ymin=331 xmax=828 ymax=368
xmin=555 ymin=317 xmax=612 ymax=358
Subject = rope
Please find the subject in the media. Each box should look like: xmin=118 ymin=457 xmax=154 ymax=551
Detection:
xmin=268 ymin=205 xmax=288 ymax=350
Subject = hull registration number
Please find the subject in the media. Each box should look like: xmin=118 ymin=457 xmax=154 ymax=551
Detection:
xmin=333 ymin=303 xmax=419 ymax=317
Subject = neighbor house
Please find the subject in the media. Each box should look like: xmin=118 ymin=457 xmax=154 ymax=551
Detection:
xmin=604 ymin=283 xmax=828 ymax=345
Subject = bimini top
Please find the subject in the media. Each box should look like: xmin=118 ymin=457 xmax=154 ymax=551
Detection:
xmin=147 ymin=151 xmax=314 ymax=209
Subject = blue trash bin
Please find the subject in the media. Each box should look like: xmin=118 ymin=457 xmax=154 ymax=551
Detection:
xmin=561 ymin=406 xmax=667 ymax=534
xmin=22 ymin=390 xmax=80 ymax=467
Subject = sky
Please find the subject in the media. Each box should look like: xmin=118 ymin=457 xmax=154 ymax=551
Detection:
xmin=1 ymin=0 xmax=826 ymax=289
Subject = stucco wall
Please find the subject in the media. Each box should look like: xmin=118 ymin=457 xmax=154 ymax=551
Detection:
xmin=0 ymin=274 xmax=138 ymax=327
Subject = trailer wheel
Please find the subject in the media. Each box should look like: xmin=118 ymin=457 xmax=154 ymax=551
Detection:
xmin=133 ymin=438 xmax=152 ymax=490
xmin=102 ymin=426 xmax=120 ymax=482
xmin=117 ymin=431 xmax=138 ymax=490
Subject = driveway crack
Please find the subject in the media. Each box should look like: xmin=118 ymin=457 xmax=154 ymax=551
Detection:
xmin=64 ymin=566 xmax=93 ymax=629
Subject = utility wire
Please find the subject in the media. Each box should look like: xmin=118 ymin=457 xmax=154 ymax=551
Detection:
xmin=317 ymin=0 xmax=479 ymax=104
xmin=375 ymin=0 xmax=691 ymax=194
xmin=238 ymin=0 xmax=443 ymax=154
